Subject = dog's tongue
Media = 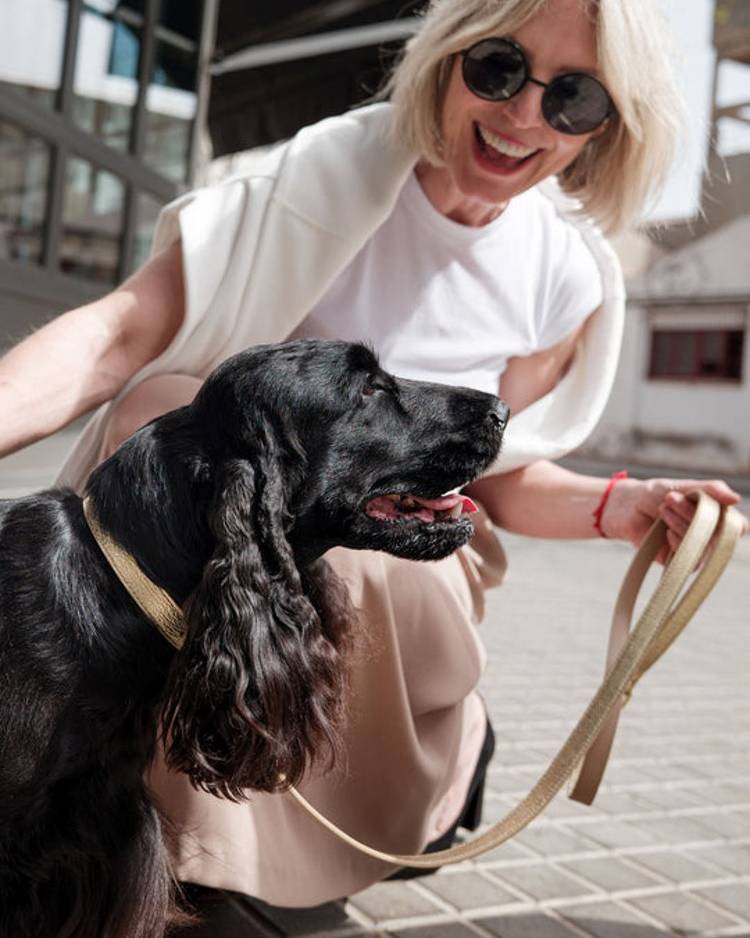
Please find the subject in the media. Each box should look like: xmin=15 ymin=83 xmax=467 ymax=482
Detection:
xmin=414 ymin=494 xmax=478 ymax=514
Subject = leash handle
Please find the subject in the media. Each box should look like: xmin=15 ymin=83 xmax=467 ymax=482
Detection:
xmin=287 ymin=492 xmax=743 ymax=868
xmin=568 ymin=491 xmax=741 ymax=803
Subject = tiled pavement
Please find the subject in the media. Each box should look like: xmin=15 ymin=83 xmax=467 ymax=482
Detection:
xmin=1 ymin=433 xmax=748 ymax=938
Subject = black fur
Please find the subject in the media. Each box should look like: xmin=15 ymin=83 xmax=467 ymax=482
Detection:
xmin=0 ymin=339 xmax=506 ymax=938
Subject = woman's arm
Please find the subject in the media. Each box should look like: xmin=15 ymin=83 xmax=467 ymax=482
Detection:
xmin=466 ymin=316 xmax=748 ymax=551
xmin=0 ymin=241 xmax=185 ymax=459
xmin=468 ymin=461 xmax=746 ymax=554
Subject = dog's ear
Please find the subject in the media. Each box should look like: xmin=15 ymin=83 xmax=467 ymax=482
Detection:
xmin=160 ymin=426 xmax=348 ymax=799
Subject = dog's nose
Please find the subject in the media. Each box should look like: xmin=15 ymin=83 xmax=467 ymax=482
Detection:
xmin=488 ymin=400 xmax=509 ymax=432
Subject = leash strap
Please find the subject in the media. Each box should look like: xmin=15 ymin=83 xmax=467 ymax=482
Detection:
xmin=286 ymin=492 xmax=743 ymax=867
xmin=82 ymin=491 xmax=742 ymax=867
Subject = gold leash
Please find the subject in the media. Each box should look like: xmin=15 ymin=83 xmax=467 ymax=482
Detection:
xmin=82 ymin=491 xmax=743 ymax=868
xmin=286 ymin=492 xmax=742 ymax=867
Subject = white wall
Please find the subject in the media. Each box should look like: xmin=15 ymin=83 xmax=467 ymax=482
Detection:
xmin=584 ymin=304 xmax=750 ymax=474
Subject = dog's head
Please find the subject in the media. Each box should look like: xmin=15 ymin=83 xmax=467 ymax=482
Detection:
xmin=191 ymin=339 xmax=507 ymax=563
xmin=103 ymin=340 xmax=506 ymax=799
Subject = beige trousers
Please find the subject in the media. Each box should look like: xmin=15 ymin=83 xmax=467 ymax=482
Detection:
xmin=100 ymin=375 xmax=507 ymax=907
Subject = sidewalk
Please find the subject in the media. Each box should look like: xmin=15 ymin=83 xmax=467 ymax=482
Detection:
xmin=1 ymin=439 xmax=748 ymax=937
xmin=240 ymin=526 xmax=750 ymax=938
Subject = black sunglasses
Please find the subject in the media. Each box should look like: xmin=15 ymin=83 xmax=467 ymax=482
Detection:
xmin=461 ymin=37 xmax=614 ymax=136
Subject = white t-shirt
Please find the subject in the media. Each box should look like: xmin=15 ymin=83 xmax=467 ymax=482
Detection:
xmin=291 ymin=171 xmax=603 ymax=395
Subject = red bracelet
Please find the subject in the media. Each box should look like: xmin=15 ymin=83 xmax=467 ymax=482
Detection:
xmin=592 ymin=470 xmax=628 ymax=538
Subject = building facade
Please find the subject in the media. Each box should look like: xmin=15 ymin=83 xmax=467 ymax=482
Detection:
xmin=581 ymin=214 xmax=750 ymax=475
xmin=0 ymin=0 xmax=217 ymax=349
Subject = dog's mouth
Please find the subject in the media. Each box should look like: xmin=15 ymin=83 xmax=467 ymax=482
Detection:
xmin=364 ymin=492 xmax=479 ymax=525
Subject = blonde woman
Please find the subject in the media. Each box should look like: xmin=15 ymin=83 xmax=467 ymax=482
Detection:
xmin=0 ymin=0 xmax=746 ymax=930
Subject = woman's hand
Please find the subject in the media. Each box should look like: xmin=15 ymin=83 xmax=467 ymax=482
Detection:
xmin=602 ymin=477 xmax=749 ymax=562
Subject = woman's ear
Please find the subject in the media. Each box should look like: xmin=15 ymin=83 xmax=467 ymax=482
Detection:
xmin=160 ymin=439 xmax=349 ymax=800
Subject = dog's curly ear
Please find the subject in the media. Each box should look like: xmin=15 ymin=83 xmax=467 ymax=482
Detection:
xmin=161 ymin=429 xmax=349 ymax=799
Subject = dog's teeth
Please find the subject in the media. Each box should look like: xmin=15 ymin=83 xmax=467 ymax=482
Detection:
xmin=448 ymin=503 xmax=463 ymax=520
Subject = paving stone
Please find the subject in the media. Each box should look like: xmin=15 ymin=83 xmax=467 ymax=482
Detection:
xmin=420 ymin=871 xmax=520 ymax=911
xmin=633 ymin=762 xmax=708 ymax=784
xmin=480 ymin=911 xmax=581 ymax=938
xmin=513 ymin=824 xmax=597 ymax=857
xmin=589 ymin=791 xmax=656 ymax=816
xmin=571 ymin=820 xmax=660 ymax=850
xmin=629 ymin=891 xmax=739 ymax=933
xmin=492 ymin=746 xmax=548 ymax=767
xmin=596 ymin=764 xmax=654 ymax=786
xmin=629 ymin=788 xmax=709 ymax=811
xmin=705 ymin=782 xmax=750 ymax=806
xmin=686 ymin=843 xmax=750 ymax=875
xmin=474 ymin=839 xmax=538 ymax=865
xmin=689 ymin=810 xmax=750 ymax=839
xmin=633 ymin=815 xmax=719 ymax=846
xmin=695 ymin=884 xmax=750 ymax=919
xmin=388 ymin=924 xmax=481 ymax=938
xmin=561 ymin=857 xmax=660 ymax=892
xmin=670 ymin=760 xmax=728 ymax=780
xmin=627 ymin=849 xmax=718 ymax=883
xmin=347 ymin=883 xmax=441 ymax=924
xmin=492 ymin=864 xmax=596 ymax=902
xmin=561 ymin=900 xmax=671 ymax=938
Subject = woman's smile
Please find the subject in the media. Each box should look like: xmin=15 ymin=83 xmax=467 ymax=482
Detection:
xmin=473 ymin=122 xmax=542 ymax=175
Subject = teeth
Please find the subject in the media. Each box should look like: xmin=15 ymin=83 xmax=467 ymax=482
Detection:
xmin=478 ymin=125 xmax=536 ymax=159
xmin=448 ymin=503 xmax=463 ymax=520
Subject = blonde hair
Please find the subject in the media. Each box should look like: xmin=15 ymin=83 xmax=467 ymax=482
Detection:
xmin=385 ymin=0 xmax=686 ymax=233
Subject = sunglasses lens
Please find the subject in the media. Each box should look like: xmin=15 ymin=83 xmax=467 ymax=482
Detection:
xmin=462 ymin=39 xmax=526 ymax=101
xmin=542 ymin=74 xmax=611 ymax=134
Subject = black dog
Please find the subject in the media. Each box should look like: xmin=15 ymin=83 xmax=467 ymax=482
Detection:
xmin=0 ymin=339 xmax=506 ymax=938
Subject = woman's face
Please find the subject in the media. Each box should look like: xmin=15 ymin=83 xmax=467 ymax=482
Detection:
xmin=421 ymin=0 xmax=608 ymax=225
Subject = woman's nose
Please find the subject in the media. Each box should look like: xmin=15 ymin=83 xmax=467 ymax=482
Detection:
xmin=501 ymin=82 xmax=545 ymax=130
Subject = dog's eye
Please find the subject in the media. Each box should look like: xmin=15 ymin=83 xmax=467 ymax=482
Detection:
xmin=362 ymin=378 xmax=384 ymax=398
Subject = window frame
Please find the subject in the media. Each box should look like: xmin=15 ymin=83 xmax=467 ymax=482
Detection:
xmin=0 ymin=0 xmax=219 ymax=301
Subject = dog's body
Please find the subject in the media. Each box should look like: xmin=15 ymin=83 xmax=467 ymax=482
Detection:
xmin=0 ymin=340 xmax=506 ymax=938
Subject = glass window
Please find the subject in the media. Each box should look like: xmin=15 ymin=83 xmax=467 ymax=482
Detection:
xmin=672 ymin=332 xmax=697 ymax=376
xmin=0 ymin=121 xmax=51 ymax=264
xmin=72 ymin=3 xmax=139 ymax=151
xmin=144 ymin=40 xmax=197 ymax=182
xmin=132 ymin=191 xmax=164 ymax=272
xmin=0 ymin=0 xmax=67 ymax=109
xmin=649 ymin=330 xmax=745 ymax=382
xmin=59 ymin=155 xmax=125 ymax=283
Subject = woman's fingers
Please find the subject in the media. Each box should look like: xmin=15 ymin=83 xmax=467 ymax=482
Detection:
xmin=661 ymin=491 xmax=696 ymax=522
xmin=664 ymin=479 xmax=741 ymax=506
xmin=661 ymin=484 xmax=748 ymax=537
xmin=654 ymin=482 xmax=749 ymax=569
xmin=659 ymin=503 xmax=690 ymax=539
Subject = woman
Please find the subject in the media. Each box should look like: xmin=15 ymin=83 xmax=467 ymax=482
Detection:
xmin=0 ymin=0 xmax=746 ymax=929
